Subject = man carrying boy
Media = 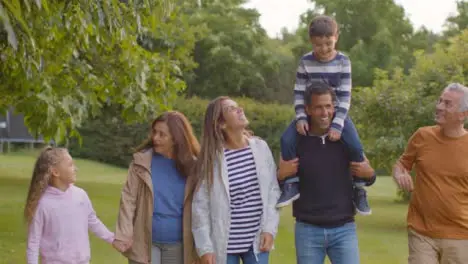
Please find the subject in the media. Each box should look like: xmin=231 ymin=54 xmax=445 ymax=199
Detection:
xmin=277 ymin=15 xmax=372 ymax=215
xmin=278 ymin=81 xmax=376 ymax=264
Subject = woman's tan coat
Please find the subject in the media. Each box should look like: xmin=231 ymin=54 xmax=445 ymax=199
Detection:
xmin=115 ymin=149 xmax=199 ymax=264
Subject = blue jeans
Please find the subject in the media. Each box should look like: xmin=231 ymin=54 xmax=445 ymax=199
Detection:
xmin=280 ymin=116 xmax=366 ymax=184
xmin=226 ymin=248 xmax=269 ymax=264
xmin=295 ymin=221 xmax=360 ymax=264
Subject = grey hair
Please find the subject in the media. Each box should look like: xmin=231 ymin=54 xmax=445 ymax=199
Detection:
xmin=445 ymin=83 xmax=468 ymax=112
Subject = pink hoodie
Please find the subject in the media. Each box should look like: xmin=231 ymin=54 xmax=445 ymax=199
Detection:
xmin=26 ymin=185 xmax=114 ymax=264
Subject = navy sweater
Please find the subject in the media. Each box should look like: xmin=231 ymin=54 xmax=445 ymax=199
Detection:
xmin=293 ymin=134 xmax=375 ymax=228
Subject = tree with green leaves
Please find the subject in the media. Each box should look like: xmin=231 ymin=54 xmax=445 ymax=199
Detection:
xmin=352 ymin=29 xmax=468 ymax=173
xmin=183 ymin=0 xmax=280 ymax=101
xmin=0 ymin=0 xmax=202 ymax=142
xmin=444 ymin=0 xmax=468 ymax=37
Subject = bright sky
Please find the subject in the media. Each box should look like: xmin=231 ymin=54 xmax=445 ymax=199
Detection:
xmin=244 ymin=0 xmax=458 ymax=38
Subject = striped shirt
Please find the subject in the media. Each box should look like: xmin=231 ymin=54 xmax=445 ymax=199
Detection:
xmin=294 ymin=51 xmax=352 ymax=133
xmin=224 ymin=146 xmax=263 ymax=254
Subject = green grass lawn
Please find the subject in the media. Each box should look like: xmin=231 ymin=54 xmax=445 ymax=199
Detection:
xmin=0 ymin=151 xmax=409 ymax=264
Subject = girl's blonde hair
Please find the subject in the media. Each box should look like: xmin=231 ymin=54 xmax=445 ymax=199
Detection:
xmin=24 ymin=146 xmax=68 ymax=224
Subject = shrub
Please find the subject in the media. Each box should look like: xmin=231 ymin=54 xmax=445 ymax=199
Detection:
xmin=69 ymin=96 xmax=294 ymax=168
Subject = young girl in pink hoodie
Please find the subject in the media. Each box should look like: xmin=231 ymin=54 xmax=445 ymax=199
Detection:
xmin=25 ymin=146 xmax=115 ymax=264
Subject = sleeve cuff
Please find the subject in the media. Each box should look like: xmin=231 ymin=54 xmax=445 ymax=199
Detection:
xmin=197 ymin=247 xmax=214 ymax=257
xmin=114 ymin=233 xmax=132 ymax=242
xmin=106 ymin=233 xmax=115 ymax=243
xmin=262 ymin=228 xmax=277 ymax=238
xmin=329 ymin=126 xmax=343 ymax=134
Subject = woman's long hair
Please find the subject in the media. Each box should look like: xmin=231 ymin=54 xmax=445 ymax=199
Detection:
xmin=24 ymin=146 xmax=68 ymax=224
xmin=135 ymin=111 xmax=200 ymax=178
xmin=193 ymin=96 xmax=230 ymax=190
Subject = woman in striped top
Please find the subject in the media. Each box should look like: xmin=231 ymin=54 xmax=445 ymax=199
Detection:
xmin=191 ymin=97 xmax=280 ymax=264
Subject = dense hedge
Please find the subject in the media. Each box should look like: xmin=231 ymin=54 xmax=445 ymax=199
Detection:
xmin=69 ymin=97 xmax=294 ymax=168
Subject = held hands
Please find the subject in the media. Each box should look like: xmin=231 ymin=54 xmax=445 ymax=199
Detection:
xmin=296 ymin=120 xmax=309 ymax=135
xmin=200 ymin=253 xmax=216 ymax=264
xmin=393 ymin=163 xmax=413 ymax=192
xmin=260 ymin=232 xmax=274 ymax=252
xmin=112 ymin=239 xmax=132 ymax=253
xmin=328 ymin=129 xmax=341 ymax=141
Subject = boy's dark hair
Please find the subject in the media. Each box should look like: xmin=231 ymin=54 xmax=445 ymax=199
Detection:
xmin=304 ymin=81 xmax=337 ymax=107
xmin=308 ymin=15 xmax=339 ymax=37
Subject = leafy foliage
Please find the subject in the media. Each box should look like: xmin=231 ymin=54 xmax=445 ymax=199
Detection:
xmin=0 ymin=0 xmax=202 ymax=142
xmin=183 ymin=0 xmax=280 ymax=101
xmin=444 ymin=0 xmax=468 ymax=37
